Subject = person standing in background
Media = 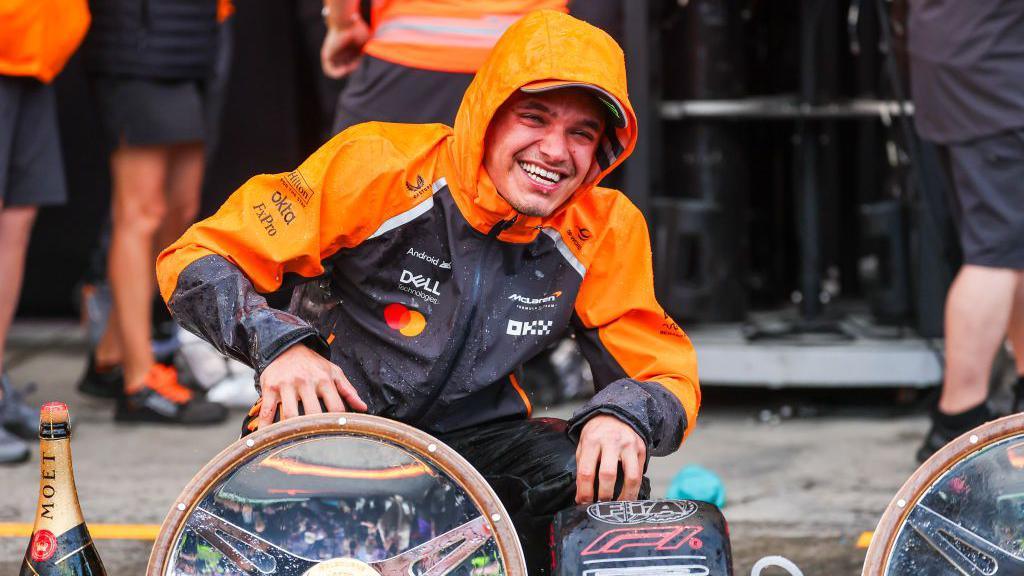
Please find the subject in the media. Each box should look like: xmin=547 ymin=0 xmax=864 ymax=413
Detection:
xmin=909 ymin=0 xmax=1024 ymax=461
xmin=77 ymin=0 xmax=227 ymax=425
xmin=321 ymin=0 xmax=619 ymax=132
xmin=0 ymin=0 xmax=91 ymax=464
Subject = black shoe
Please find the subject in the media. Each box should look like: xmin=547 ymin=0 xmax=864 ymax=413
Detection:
xmin=0 ymin=425 xmax=29 ymax=465
xmin=916 ymin=421 xmax=962 ymax=463
xmin=115 ymin=364 xmax=227 ymax=425
xmin=916 ymin=402 xmax=992 ymax=463
xmin=77 ymin=356 xmax=125 ymax=399
xmin=0 ymin=374 xmax=38 ymax=441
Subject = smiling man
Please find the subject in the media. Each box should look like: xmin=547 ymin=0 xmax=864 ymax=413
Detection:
xmin=158 ymin=10 xmax=699 ymax=573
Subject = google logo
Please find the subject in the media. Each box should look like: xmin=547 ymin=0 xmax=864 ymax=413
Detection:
xmin=383 ymin=303 xmax=426 ymax=337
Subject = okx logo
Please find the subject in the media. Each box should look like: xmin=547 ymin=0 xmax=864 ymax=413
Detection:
xmin=507 ymin=319 xmax=553 ymax=336
xmin=384 ymin=303 xmax=426 ymax=337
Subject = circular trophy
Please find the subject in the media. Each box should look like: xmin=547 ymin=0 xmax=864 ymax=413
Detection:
xmin=864 ymin=413 xmax=1024 ymax=575
xmin=147 ymin=414 xmax=527 ymax=575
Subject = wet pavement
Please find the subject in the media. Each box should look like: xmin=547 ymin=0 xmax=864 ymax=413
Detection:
xmin=0 ymin=321 xmax=936 ymax=574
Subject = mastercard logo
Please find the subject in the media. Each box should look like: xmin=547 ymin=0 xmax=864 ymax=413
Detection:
xmin=384 ymin=303 xmax=426 ymax=337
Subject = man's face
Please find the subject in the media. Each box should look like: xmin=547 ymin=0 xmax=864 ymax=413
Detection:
xmin=483 ymin=89 xmax=606 ymax=218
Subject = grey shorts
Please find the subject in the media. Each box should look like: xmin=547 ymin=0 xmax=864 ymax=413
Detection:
xmin=91 ymin=76 xmax=206 ymax=148
xmin=946 ymin=128 xmax=1024 ymax=269
xmin=0 ymin=75 xmax=68 ymax=207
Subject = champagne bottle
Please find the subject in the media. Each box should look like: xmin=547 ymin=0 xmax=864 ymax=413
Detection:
xmin=20 ymin=402 xmax=106 ymax=575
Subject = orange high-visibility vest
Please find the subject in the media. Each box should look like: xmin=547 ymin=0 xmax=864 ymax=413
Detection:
xmin=0 ymin=0 xmax=90 ymax=82
xmin=217 ymin=0 xmax=235 ymax=23
xmin=363 ymin=0 xmax=569 ymax=74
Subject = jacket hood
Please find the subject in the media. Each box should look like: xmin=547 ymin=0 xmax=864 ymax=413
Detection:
xmin=450 ymin=9 xmax=638 ymax=239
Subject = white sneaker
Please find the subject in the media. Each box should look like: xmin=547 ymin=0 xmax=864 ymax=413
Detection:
xmin=176 ymin=330 xmax=229 ymax=390
xmin=226 ymin=358 xmax=255 ymax=379
xmin=206 ymin=373 xmax=260 ymax=408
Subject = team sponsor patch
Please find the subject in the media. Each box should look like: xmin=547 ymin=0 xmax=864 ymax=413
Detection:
xmin=661 ymin=311 xmax=685 ymax=338
xmin=407 ymin=247 xmax=451 ymax=269
xmin=270 ymin=190 xmax=298 ymax=225
xmin=251 ymin=202 xmax=278 ymax=236
xmin=508 ymin=291 xmax=562 ymax=310
xmin=405 ymin=174 xmax=429 ymax=199
xmin=566 ymin=226 xmax=592 ymax=252
xmin=506 ymin=319 xmax=553 ymax=336
xmin=399 ymin=269 xmax=441 ymax=304
xmin=280 ymin=170 xmax=313 ymax=207
xmin=384 ymin=303 xmax=426 ymax=337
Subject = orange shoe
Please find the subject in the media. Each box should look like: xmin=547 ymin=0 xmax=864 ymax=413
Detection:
xmin=115 ymin=364 xmax=227 ymax=425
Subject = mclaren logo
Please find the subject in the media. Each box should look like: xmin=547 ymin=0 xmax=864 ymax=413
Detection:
xmin=509 ymin=291 xmax=562 ymax=306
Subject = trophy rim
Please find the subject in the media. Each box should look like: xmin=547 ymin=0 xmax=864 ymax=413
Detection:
xmin=146 ymin=412 xmax=528 ymax=575
xmin=862 ymin=412 xmax=1024 ymax=575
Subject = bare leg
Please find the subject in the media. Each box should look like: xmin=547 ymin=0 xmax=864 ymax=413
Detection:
xmin=1007 ymin=275 xmax=1024 ymax=376
xmin=155 ymin=143 xmax=204 ymax=256
xmin=93 ymin=306 xmax=122 ymax=368
xmin=96 ymin=143 xmax=203 ymax=369
xmin=0 ymin=205 xmax=38 ymax=384
xmin=108 ymin=146 xmax=169 ymax=392
xmin=939 ymin=265 xmax=1021 ymax=414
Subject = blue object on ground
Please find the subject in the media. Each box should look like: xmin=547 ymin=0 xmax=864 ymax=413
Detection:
xmin=666 ymin=464 xmax=726 ymax=508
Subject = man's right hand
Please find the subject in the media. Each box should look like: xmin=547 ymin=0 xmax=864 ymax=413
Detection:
xmin=257 ymin=343 xmax=367 ymax=428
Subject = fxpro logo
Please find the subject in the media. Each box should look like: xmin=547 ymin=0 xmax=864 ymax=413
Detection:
xmin=509 ymin=290 xmax=562 ymax=310
xmin=399 ymin=269 xmax=441 ymax=304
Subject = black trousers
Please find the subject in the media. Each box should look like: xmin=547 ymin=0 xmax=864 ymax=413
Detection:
xmin=440 ymin=418 xmax=650 ymax=575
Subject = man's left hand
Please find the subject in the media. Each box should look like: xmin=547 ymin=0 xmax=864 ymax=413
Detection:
xmin=575 ymin=415 xmax=646 ymax=503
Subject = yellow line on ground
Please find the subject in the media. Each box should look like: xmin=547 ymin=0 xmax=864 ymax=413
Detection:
xmin=857 ymin=530 xmax=873 ymax=549
xmin=0 ymin=523 xmax=160 ymax=540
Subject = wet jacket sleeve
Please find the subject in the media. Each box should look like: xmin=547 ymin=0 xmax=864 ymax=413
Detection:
xmin=157 ymin=125 xmax=419 ymax=374
xmin=567 ymin=200 xmax=700 ymax=457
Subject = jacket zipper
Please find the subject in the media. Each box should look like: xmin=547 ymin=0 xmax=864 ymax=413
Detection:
xmin=411 ymin=216 xmax=517 ymax=425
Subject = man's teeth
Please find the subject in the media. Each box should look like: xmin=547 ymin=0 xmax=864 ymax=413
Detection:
xmin=519 ymin=162 xmax=561 ymax=184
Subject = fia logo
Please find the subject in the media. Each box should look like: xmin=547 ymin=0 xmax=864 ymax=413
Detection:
xmin=587 ymin=500 xmax=698 ymax=525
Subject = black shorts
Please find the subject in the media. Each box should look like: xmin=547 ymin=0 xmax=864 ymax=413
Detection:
xmin=0 ymin=75 xmax=67 ymax=207
xmin=91 ymin=76 xmax=206 ymax=148
xmin=332 ymin=55 xmax=473 ymax=134
xmin=946 ymin=128 xmax=1024 ymax=269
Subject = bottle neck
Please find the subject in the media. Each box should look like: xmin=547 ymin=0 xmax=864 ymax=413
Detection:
xmin=31 ymin=437 xmax=85 ymax=535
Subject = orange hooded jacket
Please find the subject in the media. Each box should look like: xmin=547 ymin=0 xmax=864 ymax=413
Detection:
xmin=158 ymin=10 xmax=699 ymax=453
xmin=0 ymin=0 xmax=90 ymax=82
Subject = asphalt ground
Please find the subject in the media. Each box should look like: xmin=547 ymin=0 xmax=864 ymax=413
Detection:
xmin=0 ymin=321 xmax=937 ymax=575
